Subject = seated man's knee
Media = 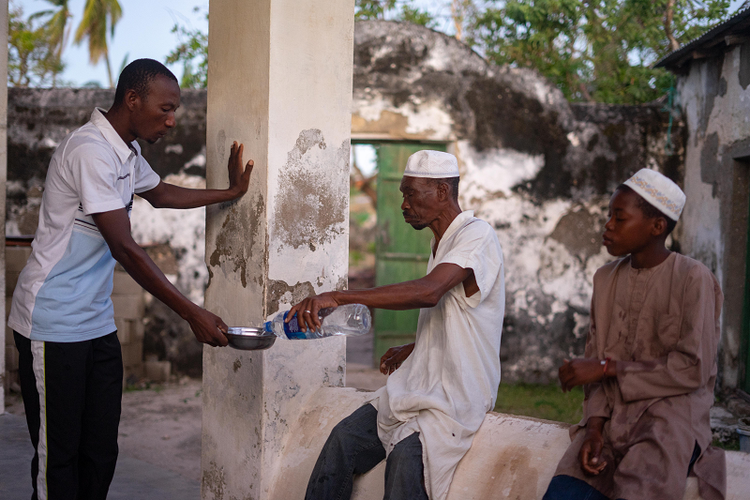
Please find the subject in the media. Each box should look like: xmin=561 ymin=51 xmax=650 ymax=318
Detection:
xmin=323 ymin=404 xmax=379 ymax=454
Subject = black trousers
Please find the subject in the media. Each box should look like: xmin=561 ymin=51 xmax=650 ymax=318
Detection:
xmin=14 ymin=331 xmax=123 ymax=500
xmin=305 ymin=404 xmax=428 ymax=500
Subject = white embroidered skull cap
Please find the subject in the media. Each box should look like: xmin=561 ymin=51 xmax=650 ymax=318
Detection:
xmin=623 ymin=168 xmax=686 ymax=221
xmin=403 ymin=150 xmax=460 ymax=179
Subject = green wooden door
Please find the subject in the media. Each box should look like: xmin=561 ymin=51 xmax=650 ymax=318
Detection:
xmin=372 ymin=142 xmax=446 ymax=365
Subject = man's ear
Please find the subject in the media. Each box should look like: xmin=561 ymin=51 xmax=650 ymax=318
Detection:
xmin=437 ymin=181 xmax=449 ymax=201
xmin=124 ymin=89 xmax=139 ymax=112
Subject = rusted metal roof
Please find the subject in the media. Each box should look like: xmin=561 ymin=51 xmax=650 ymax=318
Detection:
xmin=655 ymin=7 xmax=750 ymax=71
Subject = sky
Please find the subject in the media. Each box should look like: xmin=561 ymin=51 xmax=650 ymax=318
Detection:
xmin=14 ymin=0 xmax=748 ymax=87
xmin=15 ymin=0 xmax=209 ymax=87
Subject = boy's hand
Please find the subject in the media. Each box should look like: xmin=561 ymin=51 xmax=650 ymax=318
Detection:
xmin=559 ymin=358 xmax=606 ymax=392
xmin=227 ymin=141 xmax=253 ymax=198
xmin=579 ymin=421 xmax=607 ymax=476
xmin=380 ymin=343 xmax=415 ymax=375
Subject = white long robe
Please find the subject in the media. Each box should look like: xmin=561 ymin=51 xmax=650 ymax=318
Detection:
xmin=370 ymin=210 xmax=505 ymax=500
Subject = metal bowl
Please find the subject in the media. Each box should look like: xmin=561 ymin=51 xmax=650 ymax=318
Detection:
xmin=226 ymin=327 xmax=277 ymax=351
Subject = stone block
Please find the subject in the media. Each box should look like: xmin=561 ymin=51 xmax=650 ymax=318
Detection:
xmin=115 ymin=318 xmax=131 ymax=345
xmin=112 ymin=294 xmax=144 ymax=320
xmin=121 ymin=342 xmax=143 ymax=367
xmin=112 ymin=271 xmax=141 ymax=296
xmin=144 ymin=360 xmax=171 ymax=382
xmin=5 ymin=246 xmax=32 ymax=273
xmin=6 ymin=271 xmax=20 ymax=296
xmin=5 ymin=345 xmax=19 ymax=372
xmin=131 ymin=320 xmax=144 ymax=341
xmin=123 ymin=363 xmax=143 ymax=386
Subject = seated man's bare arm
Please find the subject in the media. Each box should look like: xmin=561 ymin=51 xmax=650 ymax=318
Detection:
xmin=290 ymin=263 xmax=472 ymax=331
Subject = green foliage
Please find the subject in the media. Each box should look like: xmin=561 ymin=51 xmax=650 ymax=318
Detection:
xmin=165 ymin=7 xmax=208 ymax=89
xmin=355 ymin=0 xmax=436 ymax=27
xmin=8 ymin=2 xmax=65 ymax=87
xmin=29 ymin=0 xmax=71 ymax=63
xmin=494 ymin=383 xmax=584 ymax=424
xmin=74 ymin=0 xmax=123 ymax=87
xmin=471 ymin=0 xmax=731 ymax=103
xmin=166 ymin=1 xmax=731 ymax=102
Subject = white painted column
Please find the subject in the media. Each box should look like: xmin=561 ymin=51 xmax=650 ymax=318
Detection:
xmin=0 ymin=0 xmax=9 ymax=413
xmin=201 ymin=1 xmax=354 ymax=498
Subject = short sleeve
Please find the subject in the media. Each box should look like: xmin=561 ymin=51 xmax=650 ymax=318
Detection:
xmin=69 ymin=145 xmax=126 ymax=216
xmin=134 ymin=156 xmax=161 ymax=194
xmin=438 ymin=220 xmax=503 ymax=306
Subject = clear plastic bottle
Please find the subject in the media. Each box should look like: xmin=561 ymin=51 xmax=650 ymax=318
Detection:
xmin=264 ymin=304 xmax=372 ymax=340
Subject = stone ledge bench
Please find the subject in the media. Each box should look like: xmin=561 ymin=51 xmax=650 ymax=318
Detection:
xmin=268 ymin=388 xmax=750 ymax=499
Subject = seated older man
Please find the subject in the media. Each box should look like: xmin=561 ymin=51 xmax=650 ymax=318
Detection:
xmin=289 ymin=150 xmax=505 ymax=500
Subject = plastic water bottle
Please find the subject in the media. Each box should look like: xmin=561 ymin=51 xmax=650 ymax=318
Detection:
xmin=264 ymin=304 xmax=371 ymax=340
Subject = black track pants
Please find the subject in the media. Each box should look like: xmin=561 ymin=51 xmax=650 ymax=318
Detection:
xmin=14 ymin=331 xmax=123 ymax=500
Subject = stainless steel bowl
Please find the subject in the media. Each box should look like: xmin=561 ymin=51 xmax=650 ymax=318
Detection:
xmin=226 ymin=327 xmax=277 ymax=351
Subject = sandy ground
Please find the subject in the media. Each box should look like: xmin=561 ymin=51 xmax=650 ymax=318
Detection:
xmin=4 ymin=362 xmax=386 ymax=484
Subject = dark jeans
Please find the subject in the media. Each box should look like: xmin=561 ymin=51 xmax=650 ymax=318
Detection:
xmin=543 ymin=475 xmax=611 ymax=500
xmin=305 ymin=403 xmax=428 ymax=500
xmin=15 ymin=331 xmax=123 ymax=500
xmin=543 ymin=442 xmax=702 ymax=500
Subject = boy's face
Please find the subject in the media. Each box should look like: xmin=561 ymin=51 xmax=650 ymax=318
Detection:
xmin=602 ymin=188 xmax=661 ymax=257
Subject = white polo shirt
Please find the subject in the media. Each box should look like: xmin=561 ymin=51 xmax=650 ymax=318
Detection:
xmin=8 ymin=108 xmax=161 ymax=342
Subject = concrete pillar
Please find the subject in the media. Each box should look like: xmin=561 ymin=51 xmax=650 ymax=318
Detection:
xmin=201 ymin=1 xmax=354 ymax=498
xmin=0 ymin=0 xmax=8 ymax=413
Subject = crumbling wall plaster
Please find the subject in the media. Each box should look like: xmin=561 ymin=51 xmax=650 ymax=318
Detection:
xmin=351 ymin=21 xmax=684 ymax=382
xmin=4 ymin=21 xmax=682 ymax=383
xmin=676 ymin=42 xmax=750 ymax=390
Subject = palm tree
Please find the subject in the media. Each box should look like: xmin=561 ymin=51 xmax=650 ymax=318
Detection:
xmin=29 ymin=0 xmax=71 ymax=86
xmin=74 ymin=0 xmax=122 ymax=88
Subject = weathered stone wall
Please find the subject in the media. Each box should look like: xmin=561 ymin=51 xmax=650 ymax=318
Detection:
xmin=676 ymin=41 xmax=750 ymax=391
xmin=350 ymin=21 xmax=685 ymax=382
xmin=4 ymin=20 xmax=684 ymax=382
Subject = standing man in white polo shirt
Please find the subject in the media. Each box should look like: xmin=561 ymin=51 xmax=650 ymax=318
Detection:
xmin=9 ymin=59 xmax=253 ymax=500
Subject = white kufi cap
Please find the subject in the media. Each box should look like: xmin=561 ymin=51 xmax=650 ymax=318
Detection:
xmin=623 ymin=168 xmax=686 ymax=221
xmin=403 ymin=150 xmax=459 ymax=179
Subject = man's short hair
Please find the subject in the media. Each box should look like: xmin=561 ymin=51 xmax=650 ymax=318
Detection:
xmin=617 ymin=184 xmax=677 ymax=235
xmin=429 ymin=177 xmax=460 ymax=202
xmin=113 ymin=59 xmax=178 ymax=106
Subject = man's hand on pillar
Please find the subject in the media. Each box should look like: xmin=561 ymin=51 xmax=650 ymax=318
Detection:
xmin=226 ymin=141 xmax=253 ymax=198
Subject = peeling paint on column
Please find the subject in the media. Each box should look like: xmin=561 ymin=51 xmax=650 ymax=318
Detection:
xmin=209 ymin=195 xmax=265 ymax=288
xmin=202 ymin=460 xmax=226 ymax=500
xmin=272 ymin=130 xmax=349 ymax=252
xmin=267 ymin=280 xmax=316 ymax=315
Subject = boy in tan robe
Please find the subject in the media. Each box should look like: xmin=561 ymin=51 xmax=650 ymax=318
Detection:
xmin=543 ymin=169 xmax=726 ymax=500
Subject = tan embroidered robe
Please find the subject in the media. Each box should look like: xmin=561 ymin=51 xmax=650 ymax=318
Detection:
xmin=554 ymin=253 xmax=726 ymax=500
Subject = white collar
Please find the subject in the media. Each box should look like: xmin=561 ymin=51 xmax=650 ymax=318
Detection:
xmin=89 ymin=108 xmax=140 ymax=164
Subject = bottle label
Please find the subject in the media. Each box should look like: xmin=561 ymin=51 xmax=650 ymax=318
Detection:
xmin=283 ymin=312 xmax=309 ymax=340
